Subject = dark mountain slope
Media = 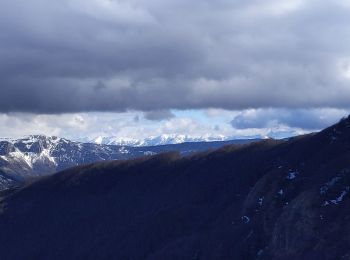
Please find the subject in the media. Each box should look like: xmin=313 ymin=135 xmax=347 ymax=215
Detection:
xmin=1 ymin=117 xmax=350 ymax=259
xmin=0 ymin=135 xmax=258 ymax=188
xmin=0 ymin=170 xmax=17 ymax=190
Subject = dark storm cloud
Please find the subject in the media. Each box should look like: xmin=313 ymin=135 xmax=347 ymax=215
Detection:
xmin=230 ymin=108 xmax=347 ymax=130
xmin=1 ymin=0 xmax=350 ymax=113
xmin=144 ymin=110 xmax=175 ymax=121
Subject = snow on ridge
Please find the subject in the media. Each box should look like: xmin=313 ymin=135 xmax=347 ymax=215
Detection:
xmin=330 ymin=187 xmax=350 ymax=204
xmin=0 ymin=135 xmax=62 ymax=144
xmin=2 ymin=134 xmax=261 ymax=148
xmin=7 ymin=148 xmax=58 ymax=169
xmin=0 ymin=135 xmax=71 ymax=168
xmin=320 ymin=175 xmax=342 ymax=195
xmin=286 ymin=170 xmax=298 ymax=180
xmin=84 ymin=134 xmax=235 ymax=147
xmin=9 ymin=148 xmax=34 ymax=168
xmin=0 ymin=156 xmax=8 ymax=162
xmin=323 ymin=186 xmax=350 ymax=206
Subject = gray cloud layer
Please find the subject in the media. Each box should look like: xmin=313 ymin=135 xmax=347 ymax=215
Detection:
xmin=1 ymin=0 xmax=350 ymax=113
xmin=230 ymin=108 xmax=348 ymax=130
xmin=144 ymin=110 xmax=175 ymax=121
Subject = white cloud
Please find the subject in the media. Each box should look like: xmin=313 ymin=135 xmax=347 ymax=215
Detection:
xmin=0 ymin=108 xmax=348 ymax=141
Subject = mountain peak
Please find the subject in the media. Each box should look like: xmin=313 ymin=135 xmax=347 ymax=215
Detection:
xmin=0 ymin=136 xmax=259 ymax=183
xmin=1 ymin=117 xmax=350 ymax=259
xmin=82 ymin=134 xmax=241 ymax=147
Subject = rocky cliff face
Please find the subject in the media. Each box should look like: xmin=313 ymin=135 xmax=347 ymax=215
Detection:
xmin=0 ymin=117 xmax=349 ymax=259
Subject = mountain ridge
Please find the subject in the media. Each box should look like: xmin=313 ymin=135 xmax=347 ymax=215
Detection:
xmin=0 ymin=135 xmax=260 ymax=190
xmin=0 ymin=117 xmax=349 ymax=259
xmin=77 ymin=134 xmax=264 ymax=147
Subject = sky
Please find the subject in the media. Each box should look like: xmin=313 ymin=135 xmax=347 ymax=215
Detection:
xmin=1 ymin=0 xmax=350 ymax=140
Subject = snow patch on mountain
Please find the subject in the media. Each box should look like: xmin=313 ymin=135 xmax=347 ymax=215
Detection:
xmin=0 ymin=134 xmax=261 ymax=191
xmin=10 ymin=148 xmax=35 ymax=168
xmin=1 ymin=136 xmax=64 ymax=169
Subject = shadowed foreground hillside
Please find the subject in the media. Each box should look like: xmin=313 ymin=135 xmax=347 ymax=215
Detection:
xmin=1 ymin=117 xmax=350 ymax=259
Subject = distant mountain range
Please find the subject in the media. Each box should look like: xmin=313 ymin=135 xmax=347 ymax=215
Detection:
xmin=0 ymin=135 xmax=260 ymax=189
xmin=77 ymin=134 xmax=263 ymax=147
xmin=1 ymin=117 xmax=350 ymax=259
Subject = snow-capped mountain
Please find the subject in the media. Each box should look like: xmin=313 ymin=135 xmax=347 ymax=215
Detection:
xmin=0 ymin=135 xmax=260 ymax=190
xmin=0 ymin=135 xmax=132 ymax=180
xmin=82 ymin=134 xmax=232 ymax=146
xmin=2 ymin=117 xmax=350 ymax=259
